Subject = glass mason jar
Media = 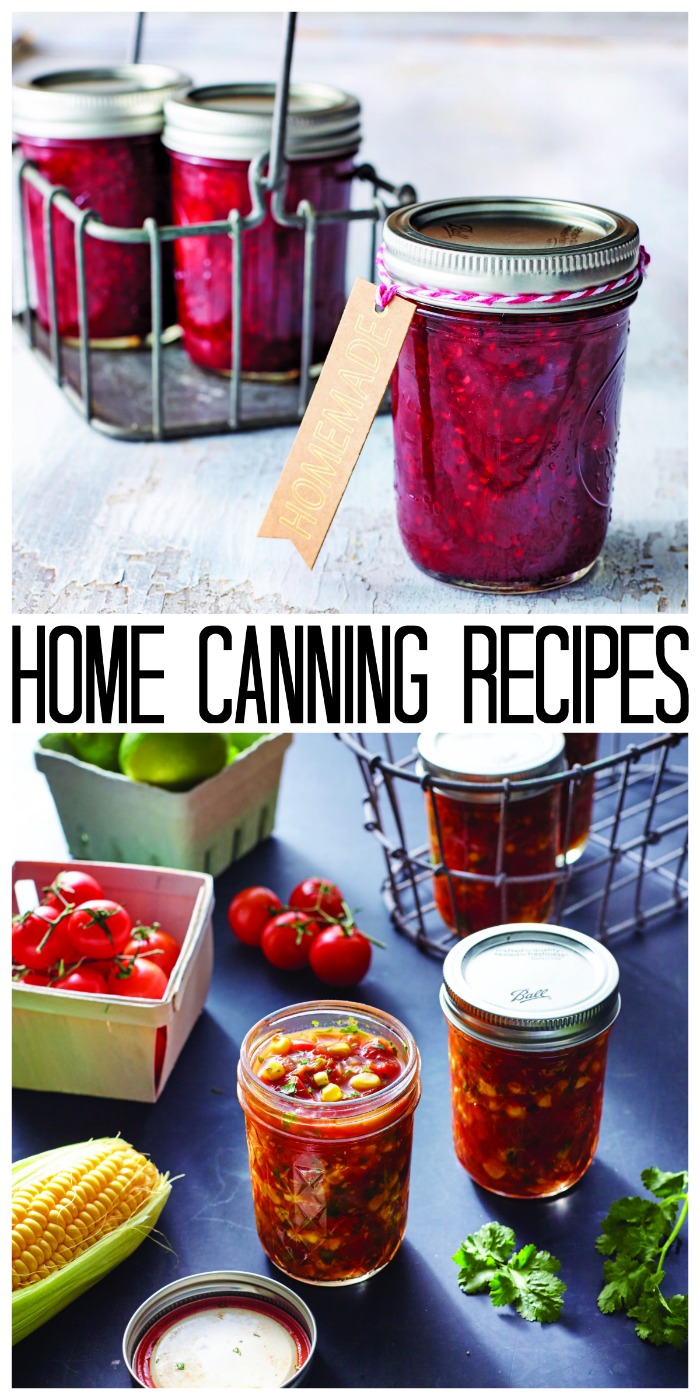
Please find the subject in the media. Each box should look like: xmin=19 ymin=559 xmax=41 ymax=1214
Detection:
xmin=237 ymin=1000 xmax=421 ymax=1286
xmin=13 ymin=65 xmax=188 ymax=344
xmin=417 ymin=730 xmax=566 ymax=935
xmin=560 ymin=733 xmax=600 ymax=864
xmin=382 ymin=197 xmax=644 ymax=592
xmin=163 ymin=83 xmax=361 ymax=375
xmin=440 ymin=924 xmax=620 ymax=1197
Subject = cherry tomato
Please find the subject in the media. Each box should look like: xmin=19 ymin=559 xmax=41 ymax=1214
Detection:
xmin=43 ymin=869 xmax=104 ymax=912
xmin=12 ymin=905 xmax=72 ymax=971
xmin=289 ymin=877 xmax=345 ymax=921
xmin=106 ymin=956 xmax=168 ymax=1001
xmin=63 ymin=899 xmax=133 ymax=960
xmin=228 ymin=886 xmax=283 ymax=947
xmin=260 ymin=911 xmax=318 ymax=971
xmin=124 ymin=925 xmax=180 ymax=978
xmin=308 ymin=925 xmax=372 ymax=986
xmin=53 ymin=967 xmax=108 ymax=994
xmin=19 ymin=970 xmax=51 ymax=987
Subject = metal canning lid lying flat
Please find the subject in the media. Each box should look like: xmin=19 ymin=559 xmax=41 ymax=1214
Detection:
xmin=416 ymin=730 xmax=566 ymax=802
xmin=12 ymin=66 xmax=191 ymax=139
xmin=163 ymin=82 xmax=362 ymax=161
xmin=382 ymin=196 xmax=641 ymax=307
xmin=441 ymin=923 xmax=621 ymax=1049
xmin=123 ymin=1271 xmax=316 ymax=1389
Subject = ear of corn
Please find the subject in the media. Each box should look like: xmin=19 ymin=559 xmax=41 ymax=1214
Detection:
xmin=12 ymin=1136 xmax=171 ymax=1345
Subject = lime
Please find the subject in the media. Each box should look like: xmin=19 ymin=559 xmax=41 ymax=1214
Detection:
xmin=39 ymin=733 xmax=79 ymax=756
xmin=225 ymin=733 xmax=266 ymax=763
xmin=118 ymin=733 xmax=228 ymax=790
xmin=70 ymin=733 xmax=123 ymax=771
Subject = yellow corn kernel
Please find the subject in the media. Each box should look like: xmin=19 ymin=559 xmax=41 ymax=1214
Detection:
xmin=505 ymin=1103 xmax=527 ymax=1119
xmin=313 ymin=1071 xmax=329 ymax=1087
xmin=537 ymin=1093 xmax=552 ymax=1108
xmin=320 ymin=1083 xmax=343 ymax=1102
xmin=267 ymin=1035 xmax=291 ymax=1056
xmin=483 ymin=1158 xmax=507 ymax=1180
xmin=477 ymin=1078 xmax=497 ymax=1097
xmin=260 ymin=1058 xmax=286 ymax=1083
xmin=575 ymin=1076 xmax=590 ymax=1089
xmin=350 ymin=1072 xmax=381 ymax=1091
xmin=324 ymin=1041 xmax=351 ymax=1057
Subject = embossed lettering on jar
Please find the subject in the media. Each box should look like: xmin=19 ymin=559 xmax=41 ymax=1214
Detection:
xmin=381 ymin=197 xmax=645 ymax=592
xmin=13 ymin=66 xmax=188 ymax=343
xmin=163 ymin=84 xmax=361 ymax=374
xmin=417 ymin=730 xmax=566 ymax=935
xmin=441 ymin=925 xmax=621 ymax=1197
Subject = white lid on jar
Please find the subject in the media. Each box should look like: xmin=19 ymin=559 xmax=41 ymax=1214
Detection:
xmin=162 ymin=82 xmax=361 ymax=161
xmin=441 ymin=923 xmax=621 ymax=1049
xmin=382 ymin=197 xmax=641 ymax=311
xmin=13 ymin=65 xmax=191 ymax=140
xmin=417 ymin=730 xmax=566 ymax=802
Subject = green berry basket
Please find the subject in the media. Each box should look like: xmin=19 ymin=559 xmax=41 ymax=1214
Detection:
xmin=34 ymin=734 xmax=293 ymax=876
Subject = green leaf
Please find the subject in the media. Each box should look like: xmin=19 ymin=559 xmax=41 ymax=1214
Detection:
xmin=598 ymin=1254 xmax=651 ymax=1313
xmin=596 ymin=1167 xmax=688 ymax=1350
xmin=628 ymin=1283 xmax=688 ymax=1348
xmin=453 ymin=1222 xmax=516 ymax=1294
xmin=492 ymin=1247 xmax=566 ymax=1324
xmin=595 ymin=1197 xmax=673 ymax=1260
xmin=640 ymin=1167 xmax=688 ymax=1201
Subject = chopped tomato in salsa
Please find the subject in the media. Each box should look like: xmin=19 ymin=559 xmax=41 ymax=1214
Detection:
xmin=253 ymin=1024 xmax=403 ymax=1102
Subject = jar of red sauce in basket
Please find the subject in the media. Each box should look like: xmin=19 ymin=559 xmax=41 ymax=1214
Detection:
xmin=162 ymin=83 xmax=361 ymax=375
xmin=440 ymin=924 xmax=620 ymax=1197
xmin=380 ymin=197 xmax=646 ymax=592
xmin=13 ymin=65 xmax=188 ymax=344
xmin=417 ymin=730 xmax=566 ymax=935
xmin=237 ymin=1001 xmax=421 ymax=1285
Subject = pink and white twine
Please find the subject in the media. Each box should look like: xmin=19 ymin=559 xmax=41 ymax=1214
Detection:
xmin=374 ymin=243 xmax=650 ymax=311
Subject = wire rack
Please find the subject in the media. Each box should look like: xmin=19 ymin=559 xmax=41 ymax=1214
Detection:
xmin=337 ymin=733 xmax=688 ymax=957
xmin=13 ymin=12 xmax=416 ymax=441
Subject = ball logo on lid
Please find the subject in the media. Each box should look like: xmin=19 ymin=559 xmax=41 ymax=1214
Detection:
xmin=510 ymin=988 xmax=551 ymax=1004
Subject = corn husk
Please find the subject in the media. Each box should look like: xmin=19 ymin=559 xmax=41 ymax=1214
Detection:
xmin=12 ymin=1137 xmax=171 ymax=1345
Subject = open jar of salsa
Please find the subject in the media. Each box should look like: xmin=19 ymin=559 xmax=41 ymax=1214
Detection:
xmin=417 ymin=730 xmax=566 ymax=935
xmin=13 ymin=65 xmax=188 ymax=344
xmin=560 ymin=733 xmax=600 ymax=863
xmin=163 ymin=83 xmax=361 ymax=375
xmin=237 ymin=1001 xmax=421 ymax=1285
xmin=441 ymin=924 xmax=620 ymax=1197
xmin=381 ymin=197 xmax=645 ymax=592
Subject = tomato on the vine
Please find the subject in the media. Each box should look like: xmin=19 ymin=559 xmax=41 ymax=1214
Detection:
xmin=53 ymin=967 xmax=108 ymax=994
xmin=308 ymin=924 xmax=372 ymax=986
xmin=289 ymin=877 xmax=345 ymax=921
xmin=12 ymin=905 xmax=72 ymax=971
xmin=63 ymin=900 xmax=132 ymax=960
xmin=228 ymin=887 xmax=283 ymax=947
xmin=260 ymin=911 xmax=319 ymax=971
xmin=43 ymin=869 xmax=104 ymax=912
xmin=106 ymin=956 xmax=168 ymax=1000
xmin=124 ymin=925 xmax=180 ymax=978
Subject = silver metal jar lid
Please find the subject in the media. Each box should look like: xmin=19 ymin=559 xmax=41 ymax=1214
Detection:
xmin=123 ymin=1270 xmax=316 ymax=1388
xmin=163 ymin=82 xmax=362 ymax=161
xmin=441 ymin=923 xmax=621 ymax=1049
xmin=383 ymin=197 xmax=641 ymax=311
xmin=13 ymin=65 xmax=191 ymax=140
xmin=417 ymin=730 xmax=565 ymax=803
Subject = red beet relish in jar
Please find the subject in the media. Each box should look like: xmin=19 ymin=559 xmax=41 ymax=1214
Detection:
xmin=560 ymin=733 xmax=600 ymax=864
xmin=441 ymin=924 xmax=620 ymax=1197
xmin=417 ymin=730 xmax=566 ymax=935
xmin=13 ymin=65 xmax=188 ymax=343
xmin=382 ymin=197 xmax=644 ymax=592
xmin=237 ymin=1002 xmax=421 ymax=1285
xmin=162 ymin=83 xmax=361 ymax=374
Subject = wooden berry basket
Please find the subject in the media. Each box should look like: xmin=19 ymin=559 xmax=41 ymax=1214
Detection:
xmin=12 ymin=859 xmax=214 ymax=1103
xmin=34 ymin=734 xmax=293 ymax=876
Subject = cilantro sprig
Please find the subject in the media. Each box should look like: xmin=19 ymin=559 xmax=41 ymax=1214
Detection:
xmin=596 ymin=1166 xmax=688 ymax=1348
xmin=453 ymin=1222 xmax=566 ymax=1324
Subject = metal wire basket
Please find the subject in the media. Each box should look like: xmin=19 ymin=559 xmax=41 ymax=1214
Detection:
xmin=13 ymin=12 xmax=416 ymax=442
xmin=338 ymin=733 xmax=688 ymax=957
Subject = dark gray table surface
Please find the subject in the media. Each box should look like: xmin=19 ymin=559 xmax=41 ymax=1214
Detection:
xmin=12 ymin=734 xmax=688 ymax=1388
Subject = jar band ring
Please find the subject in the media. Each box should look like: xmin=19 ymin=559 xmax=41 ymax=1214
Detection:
xmin=374 ymin=243 xmax=650 ymax=311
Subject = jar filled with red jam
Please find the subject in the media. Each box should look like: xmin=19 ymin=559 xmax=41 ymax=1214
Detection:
xmin=13 ymin=65 xmax=188 ymax=344
xmin=382 ymin=197 xmax=644 ymax=591
xmin=441 ymin=923 xmax=620 ymax=1197
xmin=163 ymin=83 xmax=361 ymax=375
xmin=560 ymin=733 xmax=600 ymax=864
xmin=417 ymin=730 xmax=566 ymax=935
xmin=237 ymin=1001 xmax=421 ymax=1285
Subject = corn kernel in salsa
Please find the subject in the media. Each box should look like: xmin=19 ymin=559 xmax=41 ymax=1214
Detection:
xmin=252 ymin=1026 xmax=403 ymax=1103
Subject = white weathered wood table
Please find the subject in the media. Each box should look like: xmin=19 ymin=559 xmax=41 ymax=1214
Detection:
xmin=12 ymin=11 xmax=687 ymax=615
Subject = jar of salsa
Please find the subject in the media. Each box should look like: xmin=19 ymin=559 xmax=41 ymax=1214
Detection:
xmin=560 ymin=733 xmax=600 ymax=864
xmin=237 ymin=1001 xmax=421 ymax=1285
xmin=380 ymin=197 xmax=645 ymax=592
xmin=163 ymin=83 xmax=361 ymax=375
xmin=441 ymin=924 xmax=620 ymax=1197
xmin=13 ymin=65 xmax=188 ymax=344
xmin=417 ymin=730 xmax=566 ymax=935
